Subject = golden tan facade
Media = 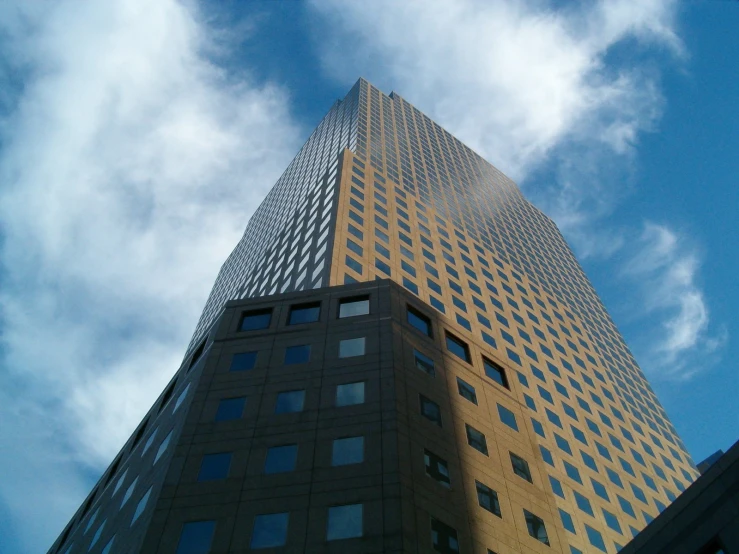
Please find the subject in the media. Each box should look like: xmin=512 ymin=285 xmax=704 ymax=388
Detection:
xmin=326 ymin=80 xmax=700 ymax=553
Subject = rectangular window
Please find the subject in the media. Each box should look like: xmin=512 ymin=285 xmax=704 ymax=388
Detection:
xmin=510 ymin=453 xmax=533 ymax=483
xmin=414 ymin=349 xmax=435 ymax=376
xmin=431 ymin=517 xmax=459 ymax=553
xmin=420 ymin=395 xmax=443 ymax=427
xmin=275 ymin=390 xmax=305 ymax=413
xmin=336 ymin=382 xmax=364 ymax=406
xmin=465 ymin=424 xmax=489 ymax=456
xmin=251 ymin=513 xmax=289 ymax=548
xmin=339 ymin=296 xmax=369 ymax=318
xmin=549 ymin=475 xmax=565 ymax=498
xmin=585 ymin=524 xmax=607 ymax=553
xmin=215 ymin=397 xmax=245 ymax=421
xmin=177 ymin=521 xmax=215 ymax=554
xmin=407 ymin=306 xmax=432 ymax=336
xmin=375 ymin=257 xmax=391 ymax=276
xmin=345 ymin=255 xmax=363 ymax=274
xmin=331 ymin=436 xmax=364 ymax=466
xmin=564 ymin=461 xmax=583 ymax=484
xmin=603 ymin=509 xmax=622 ymax=533
xmin=288 ymin=302 xmax=320 ymax=325
xmin=483 ymin=358 xmax=509 ymax=389
xmin=445 ymin=333 xmax=471 ymax=363
xmin=457 ymin=378 xmax=477 ymax=405
xmin=497 ymin=404 xmax=519 ymax=431
xmin=424 ymin=449 xmax=451 ymax=488
xmin=574 ymin=491 xmax=593 ymax=516
xmin=239 ymin=308 xmax=271 ymax=331
xmin=229 ymin=351 xmax=256 ymax=372
xmin=264 ymin=444 xmax=298 ymax=474
xmin=346 ymin=238 xmax=363 ymax=256
xmin=198 ymin=452 xmax=232 ymax=481
xmin=524 ymin=510 xmax=550 ymax=546
xmin=476 ymin=481 xmax=501 ymax=517
xmin=327 ymin=504 xmax=363 ymax=540
xmin=284 ymin=344 xmax=311 ymax=365
xmin=559 ymin=508 xmax=576 ymax=534
xmin=339 ymin=337 xmax=365 ymax=358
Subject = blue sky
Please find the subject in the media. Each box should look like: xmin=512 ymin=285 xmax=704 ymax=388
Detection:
xmin=0 ymin=1 xmax=736 ymax=552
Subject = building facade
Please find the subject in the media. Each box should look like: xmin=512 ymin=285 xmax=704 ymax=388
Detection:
xmin=48 ymin=79 xmax=701 ymax=554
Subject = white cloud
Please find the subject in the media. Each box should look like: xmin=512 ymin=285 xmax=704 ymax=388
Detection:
xmin=310 ymin=0 xmax=680 ymax=181
xmin=622 ymin=223 xmax=727 ymax=380
xmin=0 ymin=0 xmax=299 ymax=551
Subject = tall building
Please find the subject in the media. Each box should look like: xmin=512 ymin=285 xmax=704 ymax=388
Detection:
xmin=48 ymin=79 xmax=701 ymax=554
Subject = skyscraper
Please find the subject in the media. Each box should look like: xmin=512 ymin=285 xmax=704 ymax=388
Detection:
xmin=48 ymin=78 xmax=700 ymax=554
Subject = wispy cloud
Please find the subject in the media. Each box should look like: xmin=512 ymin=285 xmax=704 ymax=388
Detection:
xmin=622 ymin=223 xmax=727 ymax=380
xmin=0 ymin=1 xmax=299 ymax=550
xmin=310 ymin=0 xmax=680 ymax=181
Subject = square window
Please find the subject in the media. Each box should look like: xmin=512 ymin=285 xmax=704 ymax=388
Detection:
xmin=549 ymin=475 xmax=565 ymax=498
xmin=407 ymin=306 xmax=432 ymax=336
xmin=339 ymin=337 xmax=366 ymax=358
xmin=618 ymin=495 xmax=636 ymax=518
xmin=239 ymin=309 xmax=271 ymax=331
xmin=331 ymin=436 xmax=364 ymax=466
xmin=414 ymin=349 xmax=435 ymax=376
xmin=215 ymin=397 xmax=245 ymax=421
xmin=559 ymin=508 xmax=576 ymax=534
xmin=284 ymin=344 xmax=311 ymax=365
xmin=275 ymin=390 xmax=305 ymax=413
xmin=339 ymin=296 xmax=369 ymax=318
xmin=327 ymin=504 xmax=363 ymax=540
xmin=431 ymin=517 xmax=459 ymax=553
xmin=251 ymin=513 xmax=289 ymax=548
xmin=420 ymin=395 xmax=443 ymax=426
xmin=425 ymin=449 xmax=451 ymax=488
xmin=574 ymin=491 xmax=594 ymax=516
xmin=336 ymin=382 xmax=364 ymax=406
xmin=264 ymin=444 xmax=298 ymax=474
xmin=585 ymin=524 xmax=607 ymax=552
xmin=510 ymin=453 xmax=533 ymax=483
xmin=603 ymin=509 xmax=622 ymax=533
xmin=592 ymin=478 xmax=609 ymax=500
xmin=497 ymin=404 xmax=519 ymax=431
xmin=176 ymin=521 xmax=216 ymax=554
xmin=445 ymin=333 xmax=471 ymax=363
xmin=483 ymin=358 xmax=509 ymax=389
xmin=229 ymin=352 xmax=256 ymax=372
xmin=476 ymin=481 xmax=501 ymax=517
xmin=457 ymin=378 xmax=478 ymax=405
xmin=288 ymin=302 xmax=320 ymax=325
xmin=198 ymin=453 xmax=231 ymax=481
xmin=466 ymin=425 xmax=488 ymax=456
xmin=524 ymin=510 xmax=550 ymax=545
xmin=564 ymin=461 xmax=582 ymax=484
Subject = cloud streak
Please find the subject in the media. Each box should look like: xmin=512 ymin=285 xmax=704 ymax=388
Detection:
xmin=0 ymin=1 xmax=299 ymax=551
xmin=622 ymin=223 xmax=726 ymax=380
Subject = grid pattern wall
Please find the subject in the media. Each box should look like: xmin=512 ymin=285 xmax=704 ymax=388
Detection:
xmin=188 ymin=82 xmax=360 ymax=350
xmin=328 ymin=80 xmax=700 ymax=553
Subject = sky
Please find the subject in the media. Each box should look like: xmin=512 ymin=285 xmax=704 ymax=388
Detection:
xmin=0 ymin=0 xmax=736 ymax=552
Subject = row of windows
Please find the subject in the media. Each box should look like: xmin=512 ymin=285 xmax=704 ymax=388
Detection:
xmin=239 ymin=296 xmax=369 ymax=332
xmin=172 ymin=509 xmax=548 ymax=554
